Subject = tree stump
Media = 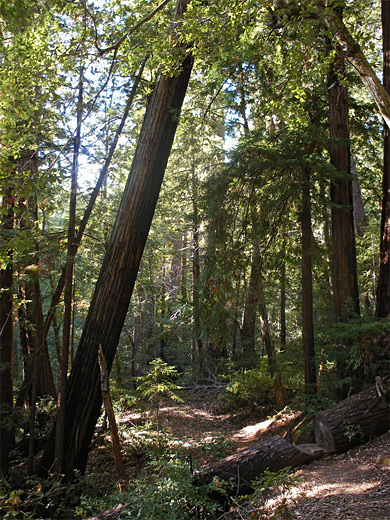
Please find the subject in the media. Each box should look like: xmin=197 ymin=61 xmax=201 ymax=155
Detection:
xmin=195 ymin=435 xmax=313 ymax=495
xmin=315 ymin=382 xmax=390 ymax=454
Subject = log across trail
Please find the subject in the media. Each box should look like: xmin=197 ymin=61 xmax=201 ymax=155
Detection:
xmin=315 ymin=380 xmax=390 ymax=453
xmin=194 ymin=435 xmax=316 ymax=495
xmin=196 ymin=380 xmax=389 ymax=496
xmin=85 ymin=382 xmax=389 ymax=519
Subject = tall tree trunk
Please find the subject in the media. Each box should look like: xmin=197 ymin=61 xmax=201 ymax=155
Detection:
xmin=258 ymin=282 xmax=287 ymax=410
xmin=54 ymin=67 xmax=82 ymax=475
xmin=241 ymin=239 xmax=260 ymax=366
xmin=314 ymin=1 xmax=390 ymax=129
xmin=40 ymin=3 xmax=193 ymax=480
xmin=180 ymin=233 xmax=188 ymax=301
xmin=301 ymin=166 xmax=316 ymax=395
xmin=328 ymin=12 xmax=360 ymax=321
xmin=246 ymin=227 xmax=287 ymax=409
xmin=376 ymin=0 xmax=390 ymax=319
xmin=280 ymin=234 xmax=286 ymax=351
xmin=40 ymin=58 xmax=147 ymax=357
xmin=16 ymin=190 xmax=56 ymax=408
xmin=191 ymin=162 xmax=203 ymax=371
xmin=0 ymin=193 xmax=14 ymax=477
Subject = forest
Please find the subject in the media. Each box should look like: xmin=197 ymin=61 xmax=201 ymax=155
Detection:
xmin=0 ymin=0 xmax=389 ymax=518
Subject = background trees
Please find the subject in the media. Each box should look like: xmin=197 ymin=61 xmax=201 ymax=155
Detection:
xmin=0 ymin=0 xmax=388 ymax=487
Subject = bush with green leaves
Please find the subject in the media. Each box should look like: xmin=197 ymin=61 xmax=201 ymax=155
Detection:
xmin=222 ymin=366 xmax=274 ymax=411
xmin=317 ymin=317 xmax=390 ymax=395
xmin=199 ymin=433 xmax=233 ymax=458
xmin=121 ymin=441 xmax=226 ymax=519
xmin=0 ymin=472 xmax=87 ymax=520
xmin=250 ymin=467 xmax=303 ymax=520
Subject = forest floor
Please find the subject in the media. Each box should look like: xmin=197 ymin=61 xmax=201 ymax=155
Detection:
xmin=86 ymin=389 xmax=390 ymax=519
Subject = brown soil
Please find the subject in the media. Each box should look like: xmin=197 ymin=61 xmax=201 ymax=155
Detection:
xmin=86 ymin=392 xmax=390 ymax=519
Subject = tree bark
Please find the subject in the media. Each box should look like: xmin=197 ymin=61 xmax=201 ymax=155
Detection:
xmin=315 ymin=382 xmax=390 ymax=454
xmin=40 ymin=2 xmax=193 ymax=480
xmin=195 ymin=435 xmax=313 ymax=496
xmin=0 ymin=194 xmax=14 ymax=477
xmin=327 ymin=14 xmax=360 ymax=321
xmin=301 ymin=166 xmax=316 ymax=395
xmin=317 ymin=1 xmax=390 ymax=129
xmin=376 ymin=0 xmax=390 ymax=318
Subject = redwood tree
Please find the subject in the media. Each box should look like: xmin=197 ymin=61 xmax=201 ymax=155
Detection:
xmin=376 ymin=0 xmax=390 ymax=319
xmin=327 ymin=8 xmax=360 ymax=321
xmin=0 ymin=192 xmax=14 ymax=477
xmin=40 ymin=0 xmax=193 ymax=480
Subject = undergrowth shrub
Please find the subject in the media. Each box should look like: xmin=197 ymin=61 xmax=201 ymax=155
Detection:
xmin=0 ymin=472 xmax=87 ymax=519
xmin=222 ymin=367 xmax=274 ymax=411
xmin=249 ymin=467 xmax=303 ymax=519
xmin=317 ymin=317 xmax=390 ymax=395
xmin=119 ymin=440 xmax=226 ymax=519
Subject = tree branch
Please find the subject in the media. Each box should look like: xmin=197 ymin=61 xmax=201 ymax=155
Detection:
xmin=96 ymin=0 xmax=174 ymax=55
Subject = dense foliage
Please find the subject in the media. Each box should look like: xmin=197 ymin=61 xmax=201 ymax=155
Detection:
xmin=0 ymin=0 xmax=389 ymax=517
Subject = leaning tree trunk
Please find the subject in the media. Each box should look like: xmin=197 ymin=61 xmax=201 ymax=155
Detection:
xmin=315 ymin=382 xmax=390 ymax=454
xmin=40 ymin=0 xmax=193 ymax=481
xmin=327 ymin=10 xmax=360 ymax=321
xmin=376 ymin=0 xmax=390 ymax=319
xmin=314 ymin=1 xmax=390 ymax=129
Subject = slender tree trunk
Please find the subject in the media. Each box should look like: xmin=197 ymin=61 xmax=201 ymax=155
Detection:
xmin=180 ymin=233 xmax=188 ymax=301
xmin=376 ymin=0 xmax=390 ymax=318
xmin=327 ymin=13 xmax=360 ymax=321
xmin=191 ymin=163 xmax=203 ymax=371
xmin=16 ymin=192 xmax=56 ymax=408
xmin=241 ymin=238 xmax=260 ymax=366
xmin=40 ymin=3 xmax=193 ymax=479
xmin=0 ymin=193 xmax=14 ymax=477
xmin=258 ymin=283 xmax=287 ymax=410
xmin=41 ymin=58 xmax=147 ymax=357
xmin=27 ymin=279 xmax=45 ymax=474
xmin=301 ymin=167 xmax=316 ymax=395
xmin=98 ymin=346 xmax=127 ymax=491
xmin=280 ymin=234 xmax=286 ymax=351
xmin=54 ymin=67 xmax=82 ymax=475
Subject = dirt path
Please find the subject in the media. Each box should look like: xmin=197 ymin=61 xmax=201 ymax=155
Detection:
xmin=88 ymin=393 xmax=390 ymax=519
xmin=280 ymin=432 xmax=390 ymax=520
xmin=157 ymin=396 xmax=390 ymax=519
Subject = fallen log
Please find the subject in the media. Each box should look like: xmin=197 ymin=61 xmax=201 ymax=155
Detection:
xmin=85 ymin=504 xmax=128 ymax=520
xmin=194 ymin=435 xmax=313 ymax=496
xmin=315 ymin=381 xmax=390 ymax=454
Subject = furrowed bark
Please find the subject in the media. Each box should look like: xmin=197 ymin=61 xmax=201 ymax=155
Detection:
xmin=327 ymin=11 xmax=360 ymax=321
xmin=376 ymin=0 xmax=390 ymax=318
xmin=0 ymin=194 xmax=14 ymax=477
